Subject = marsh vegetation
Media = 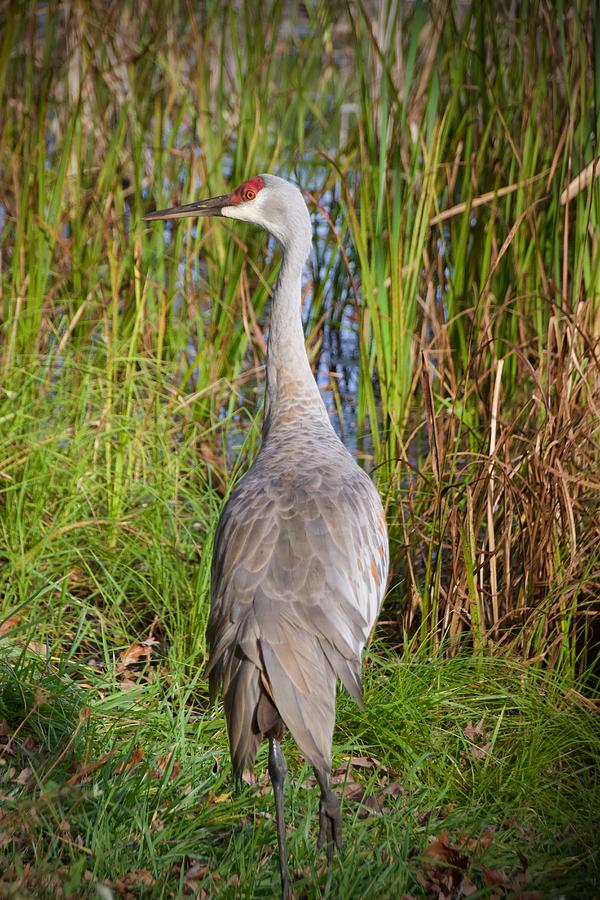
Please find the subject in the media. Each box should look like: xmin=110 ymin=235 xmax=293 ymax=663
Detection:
xmin=1 ymin=2 xmax=599 ymax=896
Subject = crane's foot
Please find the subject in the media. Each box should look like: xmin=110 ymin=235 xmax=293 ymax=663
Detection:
xmin=317 ymin=787 xmax=342 ymax=862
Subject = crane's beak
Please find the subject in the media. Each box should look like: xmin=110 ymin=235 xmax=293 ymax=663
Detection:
xmin=142 ymin=193 xmax=231 ymax=221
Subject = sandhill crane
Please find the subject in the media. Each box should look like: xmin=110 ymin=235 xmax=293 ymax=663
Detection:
xmin=144 ymin=174 xmax=389 ymax=898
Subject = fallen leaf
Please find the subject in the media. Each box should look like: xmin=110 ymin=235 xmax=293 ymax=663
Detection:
xmin=240 ymin=769 xmax=271 ymax=796
xmin=141 ymin=636 xmax=160 ymax=648
xmin=339 ymin=782 xmax=364 ymax=801
xmin=115 ymin=746 xmax=145 ymax=775
xmin=15 ymin=767 xmax=32 ymax=785
xmin=460 ymin=827 xmax=495 ymax=853
xmin=341 ymin=778 xmax=406 ymax=816
xmin=422 ymin=831 xmax=469 ymax=868
xmin=381 ymin=780 xmax=405 ymax=798
xmin=114 ymin=869 xmax=155 ymax=895
xmin=333 ymin=755 xmax=395 ymax=777
xmin=482 ymin=865 xmax=508 ymax=887
xmin=458 ymin=874 xmax=477 ymax=896
xmin=462 ymin=716 xmax=492 ymax=761
xmin=417 ymin=831 xmax=470 ymax=897
xmin=301 ymin=774 xmax=317 ymax=788
xmin=345 ymin=755 xmax=383 ymax=769
xmin=67 ymin=567 xmax=92 ymax=597
xmin=469 ymin=742 xmax=491 ymax=760
xmin=0 ymin=614 xmax=21 ymax=637
xmin=150 ymin=813 xmax=164 ymax=832
xmin=199 ymin=442 xmax=224 ymax=468
xmin=117 ymin=643 xmax=152 ymax=672
xmin=480 ymin=827 xmax=495 ymax=849
xmin=416 ymin=807 xmax=433 ymax=825
xmin=0 ymin=830 xmax=15 ymax=849
xmin=185 ymin=862 xmax=209 ymax=881
xmin=149 ymin=749 xmax=180 ymax=780
xmin=463 ymin=716 xmax=486 ymax=741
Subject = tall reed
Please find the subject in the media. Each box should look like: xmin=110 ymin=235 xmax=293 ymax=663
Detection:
xmin=0 ymin=1 xmax=598 ymax=675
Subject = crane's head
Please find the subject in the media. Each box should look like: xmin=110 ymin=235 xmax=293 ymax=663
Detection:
xmin=143 ymin=174 xmax=312 ymax=259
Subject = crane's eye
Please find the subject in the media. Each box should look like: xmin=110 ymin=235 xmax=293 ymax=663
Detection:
xmin=243 ymin=189 xmax=256 ymax=201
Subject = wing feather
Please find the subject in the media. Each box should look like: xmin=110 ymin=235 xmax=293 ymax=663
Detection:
xmin=208 ymin=437 xmax=388 ymax=773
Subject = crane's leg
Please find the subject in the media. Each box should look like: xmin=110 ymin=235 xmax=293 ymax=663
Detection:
xmin=268 ymin=737 xmax=291 ymax=900
xmin=314 ymin=767 xmax=342 ymax=862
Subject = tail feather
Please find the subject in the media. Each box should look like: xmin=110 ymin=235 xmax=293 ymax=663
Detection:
xmin=211 ymin=615 xmax=363 ymax=779
xmin=223 ymin=659 xmax=262 ymax=776
xmin=260 ymin=637 xmax=336 ymax=774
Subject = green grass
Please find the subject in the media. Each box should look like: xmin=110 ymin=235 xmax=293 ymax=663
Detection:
xmin=1 ymin=1 xmax=600 ymax=896
xmin=1 ymin=0 xmax=599 ymax=657
xmin=1 ymin=644 xmax=599 ymax=898
xmin=1 ymin=364 xmax=598 ymax=897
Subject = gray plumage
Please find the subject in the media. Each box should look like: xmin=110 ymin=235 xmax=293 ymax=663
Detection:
xmin=143 ymin=174 xmax=388 ymax=898
xmin=208 ymin=414 xmax=388 ymax=779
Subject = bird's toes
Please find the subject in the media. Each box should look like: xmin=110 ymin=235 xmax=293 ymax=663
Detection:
xmin=317 ymin=792 xmax=342 ymax=860
xmin=317 ymin=810 xmax=330 ymax=849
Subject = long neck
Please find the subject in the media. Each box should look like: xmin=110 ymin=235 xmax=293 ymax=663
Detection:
xmin=263 ymin=244 xmax=330 ymax=435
